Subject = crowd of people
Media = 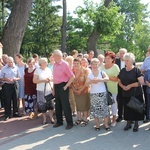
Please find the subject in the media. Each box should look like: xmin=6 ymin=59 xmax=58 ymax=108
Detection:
xmin=0 ymin=43 xmax=150 ymax=132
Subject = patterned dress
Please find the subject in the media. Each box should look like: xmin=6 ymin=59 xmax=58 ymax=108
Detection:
xmin=72 ymin=67 xmax=90 ymax=111
xmin=24 ymin=68 xmax=37 ymax=113
xmin=88 ymin=71 xmax=110 ymax=118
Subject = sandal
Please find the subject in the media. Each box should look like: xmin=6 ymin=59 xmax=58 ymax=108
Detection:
xmin=95 ymin=127 xmax=100 ymax=131
xmin=80 ymin=120 xmax=88 ymax=127
xmin=74 ymin=120 xmax=82 ymax=126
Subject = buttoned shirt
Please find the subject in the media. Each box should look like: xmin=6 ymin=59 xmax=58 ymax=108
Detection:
xmin=141 ymin=56 xmax=150 ymax=71
xmin=0 ymin=64 xmax=21 ymax=83
xmin=53 ymin=60 xmax=74 ymax=84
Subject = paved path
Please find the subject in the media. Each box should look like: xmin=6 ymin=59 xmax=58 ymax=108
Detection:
xmin=1 ymin=108 xmax=150 ymax=150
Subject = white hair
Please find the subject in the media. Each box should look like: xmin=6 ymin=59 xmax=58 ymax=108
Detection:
xmin=123 ymin=52 xmax=135 ymax=62
xmin=119 ymin=48 xmax=127 ymax=53
xmin=91 ymin=58 xmax=100 ymax=65
xmin=53 ymin=50 xmax=63 ymax=57
xmin=39 ymin=57 xmax=48 ymax=66
xmin=7 ymin=56 xmax=14 ymax=62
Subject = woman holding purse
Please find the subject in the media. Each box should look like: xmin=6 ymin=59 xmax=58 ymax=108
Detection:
xmin=118 ymin=53 xmax=144 ymax=132
xmin=33 ymin=57 xmax=54 ymax=125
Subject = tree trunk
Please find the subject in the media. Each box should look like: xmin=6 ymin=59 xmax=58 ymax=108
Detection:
xmin=87 ymin=28 xmax=100 ymax=57
xmin=86 ymin=0 xmax=112 ymax=57
xmin=61 ymin=0 xmax=67 ymax=52
xmin=1 ymin=0 xmax=32 ymax=57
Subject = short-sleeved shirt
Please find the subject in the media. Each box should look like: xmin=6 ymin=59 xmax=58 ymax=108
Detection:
xmin=140 ymin=56 xmax=150 ymax=71
xmin=0 ymin=64 xmax=21 ymax=83
xmin=88 ymin=70 xmax=106 ymax=94
xmin=118 ymin=67 xmax=143 ymax=97
xmin=100 ymin=64 xmax=120 ymax=94
xmin=53 ymin=60 xmax=74 ymax=84
xmin=34 ymin=67 xmax=53 ymax=94
xmin=72 ymin=67 xmax=89 ymax=94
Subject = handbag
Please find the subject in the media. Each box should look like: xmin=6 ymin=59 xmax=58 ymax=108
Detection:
xmin=44 ymin=83 xmax=55 ymax=110
xmin=106 ymin=91 xmax=114 ymax=105
xmin=37 ymin=101 xmax=47 ymax=113
xmin=101 ymin=71 xmax=115 ymax=105
xmin=127 ymin=88 xmax=145 ymax=114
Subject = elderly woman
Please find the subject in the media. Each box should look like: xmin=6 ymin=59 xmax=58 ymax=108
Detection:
xmin=33 ymin=57 xmax=54 ymax=125
xmin=118 ymin=53 xmax=144 ymax=132
xmin=72 ymin=58 xmax=90 ymax=126
xmin=15 ymin=54 xmax=27 ymax=115
xmin=86 ymin=58 xmax=110 ymax=131
xmin=100 ymin=51 xmax=120 ymax=127
xmin=24 ymin=57 xmax=37 ymax=119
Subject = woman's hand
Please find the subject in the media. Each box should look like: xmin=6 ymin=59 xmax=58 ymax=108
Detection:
xmin=123 ymin=84 xmax=131 ymax=91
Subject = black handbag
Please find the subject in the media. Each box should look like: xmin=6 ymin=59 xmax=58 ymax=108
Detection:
xmin=106 ymin=91 xmax=115 ymax=105
xmin=127 ymin=88 xmax=145 ymax=114
xmin=37 ymin=101 xmax=47 ymax=113
xmin=44 ymin=83 xmax=55 ymax=110
xmin=101 ymin=71 xmax=115 ymax=105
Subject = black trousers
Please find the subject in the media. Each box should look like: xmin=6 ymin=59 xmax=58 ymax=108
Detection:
xmin=117 ymin=85 xmax=124 ymax=118
xmin=54 ymin=82 xmax=73 ymax=126
xmin=2 ymin=83 xmax=19 ymax=117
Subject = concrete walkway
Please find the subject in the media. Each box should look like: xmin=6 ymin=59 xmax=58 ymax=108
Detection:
xmin=1 ymin=112 xmax=150 ymax=150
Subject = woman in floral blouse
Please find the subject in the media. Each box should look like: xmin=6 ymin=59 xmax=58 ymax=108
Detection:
xmin=71 ymin=58 xmax=90 ymax=126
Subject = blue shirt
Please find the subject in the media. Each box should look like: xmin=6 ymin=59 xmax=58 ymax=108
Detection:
xmin=0 ymin=64 xmax=21 ymax=83
xmin=140 ymin=56 xmax=150 ymax=71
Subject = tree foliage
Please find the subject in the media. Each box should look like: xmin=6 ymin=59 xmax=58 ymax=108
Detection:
xmin=21 ymin=0 xmax=62 ymax=57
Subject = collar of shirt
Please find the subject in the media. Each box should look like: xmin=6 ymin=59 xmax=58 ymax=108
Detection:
xmin=6 ymin=63 xmax=15 ymax=68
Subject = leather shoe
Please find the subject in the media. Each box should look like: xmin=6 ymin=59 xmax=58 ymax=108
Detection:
xmin=4 ymin=116 xmax=10 ymax=121
xmin=116 ymin=117 xmax=122 ymax=122
xmin=124 ymin=125 xmax=132 ymax=131
xmin=133 ymin=126 xmax=139 ymax=132
xmin=53 ymin=123 xmax=63 ymax=128
xmin=66 ymin=125 xmax=73 ymax=130
xmin=13 ymin=113 xmax=22 ymax=117
xmin=143 ymin=119 xmax=149 ymax=123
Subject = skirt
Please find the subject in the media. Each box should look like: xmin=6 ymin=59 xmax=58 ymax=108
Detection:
xmin=25 ymin=94 xmax=37 ymax=113
xmin=74 ymin=93 xmax=90 ymax=111
xmin=37 ymin=91 xmax=54 ymax=112
xmin=90 ymin=92 xmax=110 ymax=118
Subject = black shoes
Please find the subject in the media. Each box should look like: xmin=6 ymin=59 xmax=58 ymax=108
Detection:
xmin=4 ymin=116 xmax=10 ymax=121
xmin=116 ymin=117 xmax=123 ymax=122
xmin=53 ymin=123 xmax=63 ymax=128
xmin=13 ymin=113 xmax=22 ymax=117
xmin=66 ymin=125 xmax=73 ymax=130
xmin=124 ymin=125 xmax=132 ymax=131
xmin=133 ymin=126 xmax=139 ymax=132
xmin=143 ymin=119 xmax=150 ymax=123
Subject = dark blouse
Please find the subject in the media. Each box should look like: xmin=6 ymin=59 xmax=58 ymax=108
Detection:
xmin=118 ymin=67 xmax=143 ymax=97
xmin=24 ymin=68 xmax=36 ymax=95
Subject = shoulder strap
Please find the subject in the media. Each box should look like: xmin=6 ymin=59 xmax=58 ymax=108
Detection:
xmin=101 ymin=71 xmax=108 ymax=91
xmin=44 ymin=82 xmax=53 ymax=95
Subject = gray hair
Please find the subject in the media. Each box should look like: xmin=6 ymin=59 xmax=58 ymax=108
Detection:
xmin=39 ymin=57 xmax=48 ymax=66
xmin=91 ymin=58 xmax=100 ymax=65
xmin=53 ymin=50 xmax=63 ymax=57
xmin=7 ymin=56 xmax=14 ymax=63
xmin=119 ymin=48 xmax=127 ymax=53
xmin=98 ymin=54 xmax=105 ymax=59
xmin=123 ymin=52 xmax=135 ymax=62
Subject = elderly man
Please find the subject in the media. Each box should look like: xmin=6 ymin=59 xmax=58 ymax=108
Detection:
xmin=53 ymin=50 xmax=75 ymax=130
xmin=115 ymin=48 xmax=127 ymax=122
xmin=140 ymin=46 xmax=150 ymax=123
xmin=0 ymin=57 xmax=21 ymax=120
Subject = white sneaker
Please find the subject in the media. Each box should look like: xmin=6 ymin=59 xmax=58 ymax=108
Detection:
xmin=111 ymin=122 xmax=117 ymax=127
